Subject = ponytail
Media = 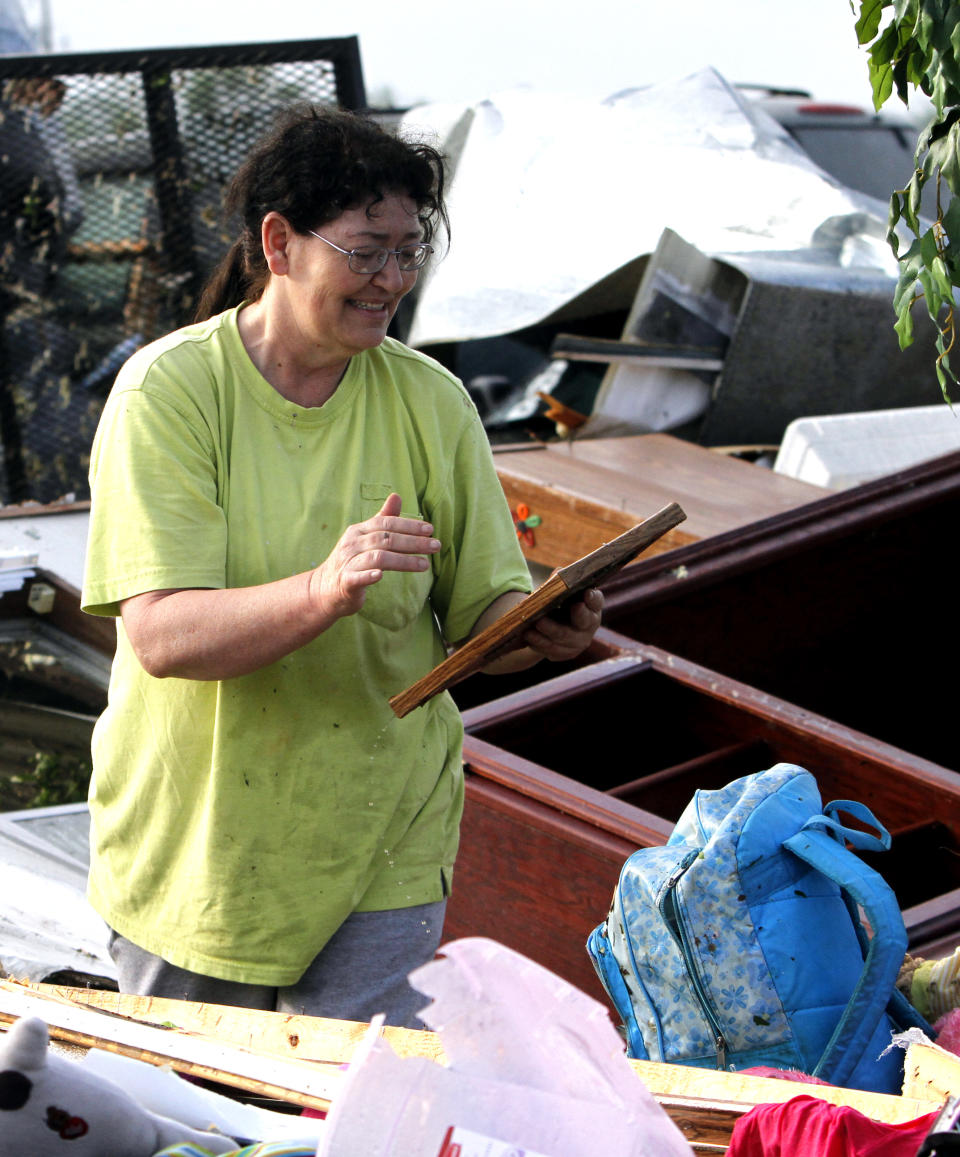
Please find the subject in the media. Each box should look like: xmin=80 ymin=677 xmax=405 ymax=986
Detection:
xmin=194 ymin=235 xmax=265 ymax=322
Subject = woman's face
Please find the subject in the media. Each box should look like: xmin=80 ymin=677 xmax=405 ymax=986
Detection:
xmin=272 ymin=193 xmax=423 ymax=365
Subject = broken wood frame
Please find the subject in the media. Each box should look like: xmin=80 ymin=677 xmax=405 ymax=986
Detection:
xmin=598 ymin=447 xmax=960 ymax=774
xmin=447 ymin=628 xmax=960 ymax=1004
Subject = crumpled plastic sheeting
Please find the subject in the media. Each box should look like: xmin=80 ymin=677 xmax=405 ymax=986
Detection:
xmin=0 ymin=814 xmax=115 ymax=984
xmin=402 ymin=68 xmax=900 ymax=346
xmin=319 ymin=936 xmax=694 ymax=1157
xmin=412 ymin=935 xmax=646 ymax=1107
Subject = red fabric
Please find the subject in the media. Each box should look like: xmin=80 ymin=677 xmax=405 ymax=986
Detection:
xmin=727 ymin=1094 xmax=937 ymax=1157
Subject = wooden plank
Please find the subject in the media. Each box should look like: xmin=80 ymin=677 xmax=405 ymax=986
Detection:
xmin=454 ymin=690 xmax=673 ymax=1002
xmin=461 ymin=723 xmax=675 ymax=848
xmin=494 ymin=434 xmax=827 ymax=570
xmin=901 ymin=1037 xmax=960 ymax=1103
xmin=0 ymin=981 xmax=340 ymax=1110
xmin=0 ymin=499 xmax=91 ymax=519
xmin=0 ymin=566 xmax=117 ymax=658
xmin=608 ymin=638 xmax=960 ymax=825
xmin=631 ymin=1061 xmax=939 ymax=1125
xmin=462 ymin=632 xmax=960 ymax=831
xmin=11 ymin=990 xmax=943 ymax=1133
xmin=33 ymin=983 xmax=444 ymax=1064
xmin=499 ymin=470 xmax=694 ymax=571
xmin=448 ymin=770 xmax=653 ymax=1002
xmin=4 ymin=982 xmax=938 ymax=1154
xmin=389 ymin=504 xmax=685 ymax=717
xmin=607 ymin=739 xmax=772 ymax=813
xmin=449 ymin=624 xmax=630 ymax=715
xmin=903 ymin=888 xmax=960 ymax=957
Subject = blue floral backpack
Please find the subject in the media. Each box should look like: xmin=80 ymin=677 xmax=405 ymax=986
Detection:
xmin=586 ymin=764 xmax=929 ymax=1093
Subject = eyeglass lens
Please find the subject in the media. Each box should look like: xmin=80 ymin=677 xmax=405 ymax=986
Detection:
xmin=349 ymin=245 xmax=431 ymax=273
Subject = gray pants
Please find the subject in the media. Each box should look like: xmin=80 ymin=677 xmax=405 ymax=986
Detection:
xmin=108 ymin=900 xmax=446 ymax=1029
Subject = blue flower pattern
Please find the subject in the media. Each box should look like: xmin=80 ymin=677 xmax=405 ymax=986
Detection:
xmin=608 ymin=765 xmax=810 ymax=1063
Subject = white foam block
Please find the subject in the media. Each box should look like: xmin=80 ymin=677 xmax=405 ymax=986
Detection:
xmin=774 ymin=404 xmax=960 ymax=489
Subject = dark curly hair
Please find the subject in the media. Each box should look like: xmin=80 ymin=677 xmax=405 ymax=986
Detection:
xmin=195 ymin=104 xmax=448 ymax=321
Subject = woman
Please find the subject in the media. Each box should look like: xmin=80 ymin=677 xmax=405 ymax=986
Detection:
xmin=81 ymin=105 xmax=602 ymax=1027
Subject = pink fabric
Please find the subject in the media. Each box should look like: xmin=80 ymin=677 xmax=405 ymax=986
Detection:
xmin=726 ymin=1094 xmax=937 ymax=1157
xmin=934 ymin=1007 xmax=960 ymax=1056
xmin=740 ymin=1066 xmax=831 ymax=1085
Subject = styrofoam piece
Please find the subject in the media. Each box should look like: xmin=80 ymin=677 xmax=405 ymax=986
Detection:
xmin=774 ymin=404 xmax=960 ymax=489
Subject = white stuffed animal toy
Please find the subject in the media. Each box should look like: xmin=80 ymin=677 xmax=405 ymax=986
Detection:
xmin=0 ymin=1016 xmax=238 ymax=1156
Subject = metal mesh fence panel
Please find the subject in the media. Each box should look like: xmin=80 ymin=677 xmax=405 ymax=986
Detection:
xmin=0 ymin=38 xmax=366 ymax=505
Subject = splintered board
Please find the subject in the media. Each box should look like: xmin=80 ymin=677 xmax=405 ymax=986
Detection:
xmin=389 ymin=503 xmax=686 ymax=718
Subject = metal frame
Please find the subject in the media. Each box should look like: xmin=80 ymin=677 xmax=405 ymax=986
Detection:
xmin=0 ymin=37 xmax=367 ymax=322
xmin=0 ymin=38 xmax=367 ymax=506
xmin=0 ymin=37 xmax=367 ymax=103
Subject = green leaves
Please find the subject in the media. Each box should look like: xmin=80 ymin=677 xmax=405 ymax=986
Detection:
xmin=855 ymin=0 xmax=960 ymax=393
xmin=855 ymin=0 xmax=891 ymax=46
xmin=859 ymin=0 xmax=960 ymax=113
xmin=927 ymin=107 xmax=960 ymax=192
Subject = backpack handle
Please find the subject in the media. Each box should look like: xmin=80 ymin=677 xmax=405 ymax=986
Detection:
xmin=781 ymin=824 xmax=906 ymax=1087
xmin=802 ymin=800 xmax=892 ymax=852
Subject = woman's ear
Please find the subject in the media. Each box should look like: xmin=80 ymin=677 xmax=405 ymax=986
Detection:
xmin=261 ymin=212 xmax=293 ymax=276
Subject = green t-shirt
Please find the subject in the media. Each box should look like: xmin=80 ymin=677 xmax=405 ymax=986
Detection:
xmin=81 ymin=306 xmax=531 ymax=985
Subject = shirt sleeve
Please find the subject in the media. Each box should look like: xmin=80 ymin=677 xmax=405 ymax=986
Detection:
xmin=427 ymin=406 xmax=532 ymax=645
xmin=82 ymin=376 xmax=227 ymax=618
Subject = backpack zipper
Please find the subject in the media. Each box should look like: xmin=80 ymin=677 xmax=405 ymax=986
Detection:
xmin=659 ymin=851 xmax=730 ymax=1070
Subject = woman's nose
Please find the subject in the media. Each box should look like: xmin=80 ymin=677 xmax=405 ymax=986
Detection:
xmin=371 ymin=255 xmax=409 ymax=291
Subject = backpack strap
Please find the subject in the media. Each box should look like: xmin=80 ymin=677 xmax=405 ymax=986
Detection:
xmin=782 ymin=820 xmax=907 ymax=1087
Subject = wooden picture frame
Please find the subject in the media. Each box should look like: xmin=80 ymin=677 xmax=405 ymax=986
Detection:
xmin=389 ymin=502 xmax=686 ymax=718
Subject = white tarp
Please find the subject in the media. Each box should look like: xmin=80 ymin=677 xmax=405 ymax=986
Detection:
xmin=0 ymin=806 xmax=115 ymax=984
xmin=403 ymin=69 xmax=899 ymax=347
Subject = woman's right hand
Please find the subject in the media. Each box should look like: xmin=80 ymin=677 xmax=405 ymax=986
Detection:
xmin=308 ymin=492 xmax=441 ymax=620
xmin=121 ymin=493 xmax=439 ymax=682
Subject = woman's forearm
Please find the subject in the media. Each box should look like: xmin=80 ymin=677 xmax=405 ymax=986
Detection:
xmin=120 ymin=573 xmax=336 ymax=680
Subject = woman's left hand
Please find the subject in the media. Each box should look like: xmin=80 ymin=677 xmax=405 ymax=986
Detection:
xmin=469 ymin=587 xmax=604 ymax=675
xmin=521 ymin=587 xmax=604 ymax=662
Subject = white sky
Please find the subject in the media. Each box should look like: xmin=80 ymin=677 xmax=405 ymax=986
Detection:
xmin=35 ymin=0 xmax=905 ymax=114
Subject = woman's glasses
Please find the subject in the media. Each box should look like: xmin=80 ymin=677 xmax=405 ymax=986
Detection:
xmin=308 ymin=230 xmax=433 ymax=274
